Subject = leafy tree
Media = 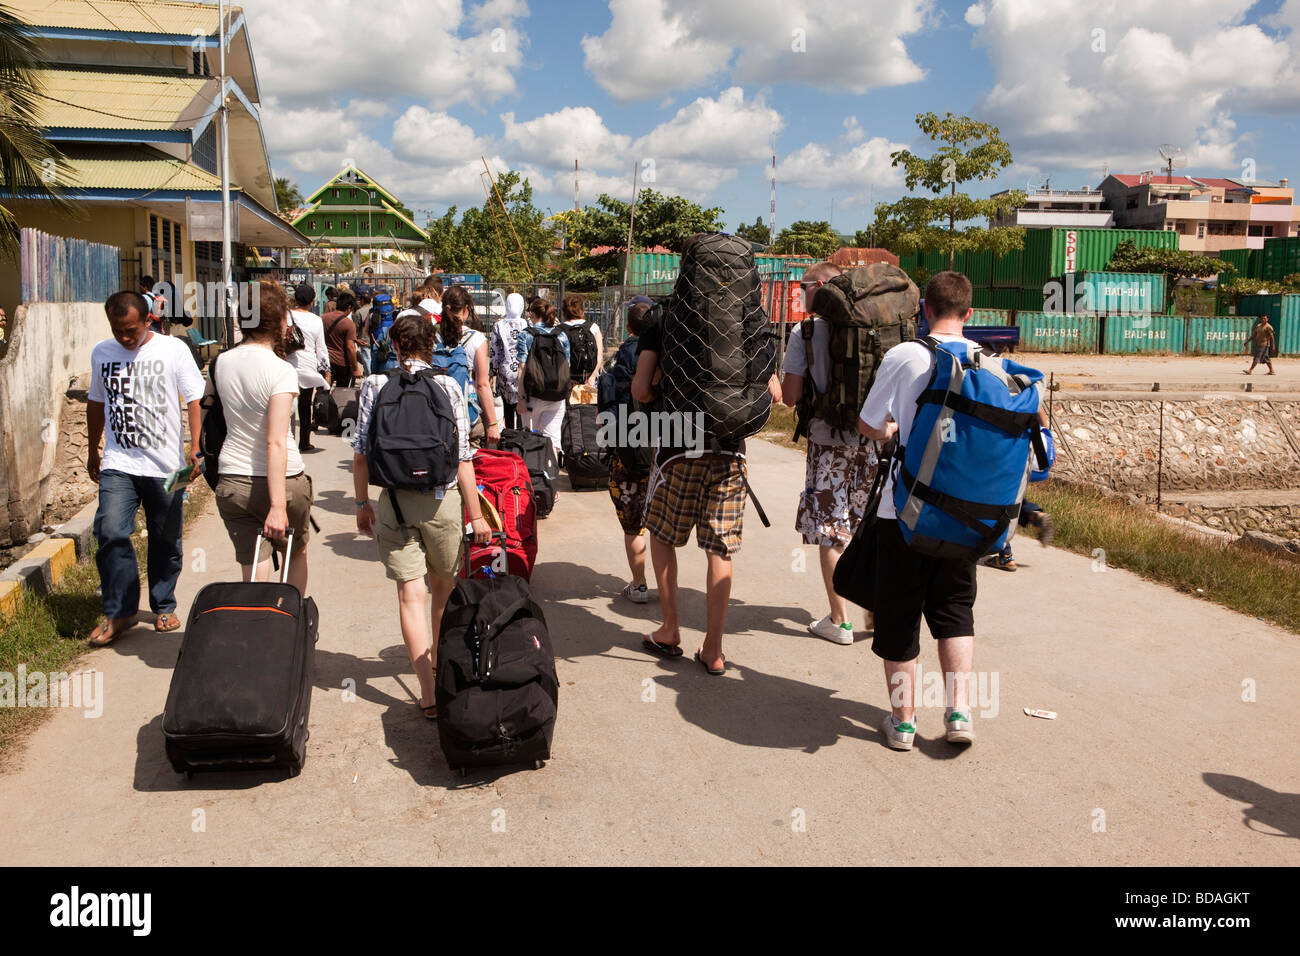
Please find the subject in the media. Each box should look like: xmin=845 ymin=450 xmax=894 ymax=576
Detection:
xmin=876 ymin=112 xmax=1026 ymax=269
xmin=854 ymin=202 xmax=906 ymax=252
xmin=570 ymin=188 xmax=725 ymax=286
xmin=735 ymin=215 xmax=771 ymax=248
xmin=773 ymin=220 xmax=840 ymax=258
xmin=1107 ymin=241 xmax=1227 ymax=312
xmin=274 ymin=177 xmax=303 ymax=214
xmin=0 ymin=5 xmax=73 ymax=258
xmin=424 ymin=171 xmax=558 ymax=281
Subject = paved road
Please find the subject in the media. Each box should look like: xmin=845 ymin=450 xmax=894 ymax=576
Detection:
xmin=1025 ymin=353 xmax=1300 ymax=392
xmin=1 ymin=434 xmax=1296 ymax=865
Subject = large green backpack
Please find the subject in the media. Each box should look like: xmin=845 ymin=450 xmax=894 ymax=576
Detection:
xmin=795 ymin=263 xmax=919 ymax=437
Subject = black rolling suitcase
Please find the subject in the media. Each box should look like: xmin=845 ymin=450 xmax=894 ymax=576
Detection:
xmin=326 ymin=386 xmax=359 ymax=435
xmin=163 ymin=534 xmax=318 ymax=777
xmin=499 ymin=427 xmax=558 ymax=517
xmin=436 ymin=553 xmax=558 ymax=776
xmin=561 ymin=402 xmax=609 ymax=489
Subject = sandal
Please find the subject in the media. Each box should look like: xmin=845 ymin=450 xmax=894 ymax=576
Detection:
xmin=88 ymin=616 xmax=137 ymax=647
xmin=155 ymin=612 xmax=181 ymax=633
xmin=418 ymin=698 xmax=438 ymax=720
xmin=642 ymin=635 xmax=683 ymax=658
xmin=694 ymin=648 xmax=726 ymax=676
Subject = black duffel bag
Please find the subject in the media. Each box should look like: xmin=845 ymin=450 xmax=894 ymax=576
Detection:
xmin=832 ymin=440 xmax=893 ymax=613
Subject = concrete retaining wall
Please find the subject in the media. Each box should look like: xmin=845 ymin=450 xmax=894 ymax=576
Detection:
xmin=0 ymin=303 xmax=105 ymax=544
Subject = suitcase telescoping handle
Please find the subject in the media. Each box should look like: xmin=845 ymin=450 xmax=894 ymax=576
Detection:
xmin=250 ymin=531 xmax=294 ymax=584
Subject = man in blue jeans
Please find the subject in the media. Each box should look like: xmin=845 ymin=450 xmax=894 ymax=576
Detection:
xmin=86 ymin=291 xmax=205 ymax=645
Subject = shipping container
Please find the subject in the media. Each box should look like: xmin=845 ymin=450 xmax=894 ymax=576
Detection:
xmin=971 ymin=287 xmax=994 ymax=308
xmin=1261 ymin=237 xmax=1300 ymax=280
xmin=1237 ymin=294 xmax=1300 ymax=355
xmin=629 ymin=251 xmax=680 ymax=287
xmin=1186 ymin=316 xmax=1254 ymax=355
xmin=1017 ymin=286 xmax=1043 ymax=312
xmin=1057 ymin=272 xmax=1166 ymax=315
xmin=992 ymin=246 xmax=1023 ymax=287
xmin=899 ymin=252 xmax=919 ymax=274
xmin=1102 ymin=315 xmax=1186 ymax=354
xmin=991 ymin=288 xmax=1019 ymax=311
xmin=966 ymin=309 xmax=1011 ymax=327
xmin=1022 ymin=228 xmax=1178 ymax=287
xmin=1015 ymin=312 xmax=1100 ymax=353
xmin=829 ymin=247 xmax=899 ymax=269
xmin=921 ymin=251 xmax=947 ymax=275
xmin=1219 ymin=248 xmax=1261 ymax=280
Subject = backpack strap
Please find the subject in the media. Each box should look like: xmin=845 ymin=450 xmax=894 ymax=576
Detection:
xmin=793 ymin=318 xmax=817 ymax=441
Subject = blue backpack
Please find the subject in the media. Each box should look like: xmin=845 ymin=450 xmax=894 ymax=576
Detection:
xmin=892 ymin=337 xmax=1048 ymax=561
xmin=370 ymin=293 xmax=398 ymax=371
xmin=433 ymin=329 xmax=479 ymax=425
xmin=596 ymin=336 xmax=653 ymax=475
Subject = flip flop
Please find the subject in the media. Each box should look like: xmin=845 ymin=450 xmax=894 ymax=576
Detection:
xmin=694 ymin=649 xmax=725 ymax=676
xmin=88 ymin=616 xmax=137 ymax=647
xmin=418 ymin=699 xmax=438 ymax=720
xmin=155 ymin=612 xmax=181 ymax=633
xmin=642 ymin=636 xmax=683 ymax=658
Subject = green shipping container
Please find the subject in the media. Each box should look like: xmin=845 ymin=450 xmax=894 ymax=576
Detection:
xmin=991 ymin=288 xmax=1018 ymax=310
xmin=1237 ymin=294 xmax=1300 ymax=355
xmin=992 ymin=246 xmax=1023 ymax=287
xmin=921 ymin=251 xmax=946 ymax=275
xmin=1261 ymin=238 xmax=1300 ymax=281
xmin=971 ymin=287 xmax=993 ymax=308
xmin=966 ymin=308 xmax=1010 ymax=327
xmin=1102 ymin=314 xmax=1186 ymax=354
xmin=629 ymin=252 xmax=680 ymax=287
xmin=1022 ymin=228 xmax=1178 ymax=287
xmin=1219 ymin=248 xmax=1261 ymax=280
xmin=1016 ymin=312 xmax=1100 ymax=353
xmin=1060 ymin=272 xmax=1166 ymax=315
xmin=1017 ymin=286 xmax=1043 ymax=311
xmin=963 ymin=250 xmax=994 ymax=286
xmin=1186 ymin=316 xmax=1253 ymax=355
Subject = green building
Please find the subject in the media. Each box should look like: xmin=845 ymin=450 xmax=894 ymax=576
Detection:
xmin=292 ymin=165 xmax=428 ymax=266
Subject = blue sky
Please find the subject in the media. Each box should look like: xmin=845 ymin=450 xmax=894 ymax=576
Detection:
xmin=246 ymin=0 xmax=1300 ymax=233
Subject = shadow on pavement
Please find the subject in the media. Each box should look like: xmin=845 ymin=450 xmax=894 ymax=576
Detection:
xmin=1203 ymin=772 xmax=1300 ymax=839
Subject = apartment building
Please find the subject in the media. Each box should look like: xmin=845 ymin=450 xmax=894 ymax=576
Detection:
xmin=990 ymin=186 xmax=1115 ymax=229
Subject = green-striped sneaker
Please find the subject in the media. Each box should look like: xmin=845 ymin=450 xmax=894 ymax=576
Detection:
xmin=945 ymin=709 xmax=974 ymax=745
xmin=881 ymin=714 xmax=916 ymax=751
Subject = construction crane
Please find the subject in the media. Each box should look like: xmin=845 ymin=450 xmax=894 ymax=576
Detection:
xmin=480 ymin=158 xmax=533 ymax=282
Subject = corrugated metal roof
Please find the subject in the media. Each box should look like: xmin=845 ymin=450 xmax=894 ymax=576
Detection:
xmin=15 ymin=0 xmax=242 ymax=36
xmin=53 ymin=145 xmax=226 ymax=191
xmin=33 ymin=68 xmax=213 ymax=130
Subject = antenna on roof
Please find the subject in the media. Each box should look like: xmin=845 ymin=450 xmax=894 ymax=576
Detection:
xmin=1157 ymin=145 xmax=1188 ymax=184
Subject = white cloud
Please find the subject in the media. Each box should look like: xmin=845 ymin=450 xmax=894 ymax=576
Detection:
xmin=964 ymin=4 xmax=986 ymax=27
xmin=777 ymin=135 xmax=908 ymax=196
xmin=582 ymin=0 xmax=930 ymax=100
xmin=500 ymin=107 xmax=632 ymax=170
xmin=244 ymin=0 xmax=528 ymax=110
xmin=968 ymin=0 xmax=1300 ymax=176
xmin=390 ymin=107 xmax=493 ymax=165
xmin=842 ymin=116 xmax=865 ymax=144
xmin=634 ymin=87 xmax=781 ymax=164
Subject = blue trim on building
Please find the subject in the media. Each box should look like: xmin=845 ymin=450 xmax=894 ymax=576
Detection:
xmin=28 ymin=26 xmax=217 ymax=46
xmin=45 ymin=127 xmax=193 ymax=144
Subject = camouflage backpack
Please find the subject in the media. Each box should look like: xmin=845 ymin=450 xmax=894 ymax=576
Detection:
xmin=796 ymin=263 xmax=919 ymax=437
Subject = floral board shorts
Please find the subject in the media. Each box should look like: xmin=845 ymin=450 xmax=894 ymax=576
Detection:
xmin=796 ymin=439 xmax=879 ymax=549
xmin=607 ymin=456 xmax=648 ymax=536
xmin=643 ymin=454 xmax=746 ymax=557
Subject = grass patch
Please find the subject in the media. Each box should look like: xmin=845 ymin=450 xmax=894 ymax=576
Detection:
xmin=0 ymin=480 xmax=212 ymax=761
xmin=760 ymin=403 xmax=805 ymax=449
xmin=1034 ymin=481 xmax=1300 ymax=634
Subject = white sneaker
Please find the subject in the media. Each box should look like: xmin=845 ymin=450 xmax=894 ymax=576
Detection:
xmin=622 ymin=582 xmax=650 ymax=604
xmin=944 ymin=708 xmax=974 ymax=745
xmin=881 ymin=714 xmax=916 ymax=751
xmin=808 ymin=614 xmax=854 ymax=645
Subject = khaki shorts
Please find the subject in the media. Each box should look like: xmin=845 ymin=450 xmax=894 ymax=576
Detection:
xmin=643 ymin=454 xmax=746 ymax=557
xmin=374 ymin=485 xmax=464 ymax=582
xmin=215 ymin=472 xmax=313 ymax=564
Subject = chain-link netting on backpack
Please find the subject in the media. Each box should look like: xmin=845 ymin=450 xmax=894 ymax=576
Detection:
xmin=659 ymin=234 xmax=777 ymax=446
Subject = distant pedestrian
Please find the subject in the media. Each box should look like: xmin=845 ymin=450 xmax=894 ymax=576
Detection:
xmin=288 ymin=283 xmax=331 ymax=450
xmin=208 ymin=281 xmax=314 ymax=593
xmin=780 ymin=261 xmax=879 ymax=645
xmin=86 ymin=290 xmax=205 ymax=645
xmin=323 ymin=291 xmax=362 ymax=387
xmin=352 ymin=313 xmax=491 ymax=719
xmin=436 ymin=285 xmax=500 ymax=444
xmin=516 ymin=297 xmax=570 ymax=458
xmin=490 ymin=292 xmax=528 ymax=431
xmin=354 ymin=291 xmax=373 ymax=374
xmin=1246 ymin=317 xmax=1276 ymax=375
xmin=139 ymin=275 xmax=167 ymax=334
xmin=560 ymin=292 xmax=603 ymax=387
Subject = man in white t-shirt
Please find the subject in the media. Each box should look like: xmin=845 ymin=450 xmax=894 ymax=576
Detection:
xmin=86 ymin=290 xmax=205 ymax=645
xmin=857 ymin=271 xmax=981 ymax=752
xmin=289 ymin=283 xmax=330 ymax=451
xmin=780 ymin=261 xmax=880 ymax=646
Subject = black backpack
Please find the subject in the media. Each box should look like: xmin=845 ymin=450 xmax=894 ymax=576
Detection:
xmin=499 ymin=428 xmax=558 ymax=518
xmin=198 ymin=351 xmax=227 ymax=491
xmin=436 ymin=573 xmax=557 ymax=774
xmin=522 ymin=327 xmax=570 ymax=401
xmin=660 ymin=234 xmax=776 ymax=446
xmin=561 ymin=403 xmax=609 ymax=488
xmin=563 ymin=321 xmax=598 ymax=384
xmin=364 ymin=368 xmax=459 ymax=496
xmin=595 ymin=335 xmax=654 ymax=477
xmin=799 ymin=263 xmax=919 ymax=437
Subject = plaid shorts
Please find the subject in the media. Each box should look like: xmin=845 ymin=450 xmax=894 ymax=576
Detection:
xmin=796 ymin=439 xmax=878 ymax=549
xmin=644 ymin=454 xmax=746 ymax=557
xmin=608 ymin=456 xmax=648 ymax=536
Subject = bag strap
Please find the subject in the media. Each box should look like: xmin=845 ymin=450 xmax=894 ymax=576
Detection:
xmin=915 ymin=388 xmax=1038 ymax=436
xmin=740 ymin=470 xmax=771 ymax=528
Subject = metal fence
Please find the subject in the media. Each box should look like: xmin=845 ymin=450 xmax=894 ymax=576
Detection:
xmin=20 ymin=228 xmax=121 ymax=303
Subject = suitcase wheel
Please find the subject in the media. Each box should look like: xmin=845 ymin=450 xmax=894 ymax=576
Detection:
xmin=533 ymin=760 xmax=545 ymax=770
